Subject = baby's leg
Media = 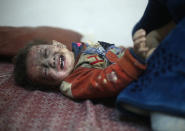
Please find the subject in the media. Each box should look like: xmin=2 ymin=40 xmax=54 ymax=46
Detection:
xmin=151 ymin=112 xmax=185 ymax=131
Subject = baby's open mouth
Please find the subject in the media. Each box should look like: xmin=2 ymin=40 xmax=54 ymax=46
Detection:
xmin=59 ymin=55 xmax=65 ymax=69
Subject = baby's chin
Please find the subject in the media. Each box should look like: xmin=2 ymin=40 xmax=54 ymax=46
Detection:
xmin=52 ymin=71 xmax=69 ymax=81
xmin=44 ymin=79 xmax=62 ymax=86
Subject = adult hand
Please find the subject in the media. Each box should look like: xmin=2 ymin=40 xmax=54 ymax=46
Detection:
xmin=133 ymin=29 xmax=149 ymax=60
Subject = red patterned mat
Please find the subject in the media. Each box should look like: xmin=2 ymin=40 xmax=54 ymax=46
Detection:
xmin=0 ymin=63 xmax=151 ymax=131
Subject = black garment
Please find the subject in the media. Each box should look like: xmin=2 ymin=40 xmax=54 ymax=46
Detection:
xmin=132 ymin=0 xmax=185 ymax=35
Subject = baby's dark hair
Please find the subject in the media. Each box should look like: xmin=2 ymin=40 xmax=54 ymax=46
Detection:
xmin=13 ymin=40 xmax=51 ymax=90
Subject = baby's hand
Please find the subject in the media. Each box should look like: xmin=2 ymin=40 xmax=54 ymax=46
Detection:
xmin=133 ymin=29 xmax=149 ymax=60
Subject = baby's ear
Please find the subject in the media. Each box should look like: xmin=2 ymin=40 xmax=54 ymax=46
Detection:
xmin=52 ymin=40 xmax=66 ymax=48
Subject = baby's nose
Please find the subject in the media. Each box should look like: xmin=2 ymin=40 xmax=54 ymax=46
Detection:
xmin=49 ymin=57 xmax=56 ymax=68
xmin=43 ymin=57 xmax=56 ymax=68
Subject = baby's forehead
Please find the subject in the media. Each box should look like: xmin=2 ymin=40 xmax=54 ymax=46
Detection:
xmin=29 ymin=44 xmax=50 ymax=55
xmin=27 ymin=45 xmax=43 ymax=65
xmin=26 ymin=57 xmax=42 ymax=81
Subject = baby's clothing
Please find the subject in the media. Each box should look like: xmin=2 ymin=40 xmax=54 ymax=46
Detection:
xmin=60 ymin=41 xmax=146 ymax=99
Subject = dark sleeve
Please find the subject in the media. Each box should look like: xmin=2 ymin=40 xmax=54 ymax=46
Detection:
xmin=132 ymin=0 xmax=172 ymax=35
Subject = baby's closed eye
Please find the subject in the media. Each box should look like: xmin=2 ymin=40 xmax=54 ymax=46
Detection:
xmin=43 ymin=48 xmax=50 ymax=58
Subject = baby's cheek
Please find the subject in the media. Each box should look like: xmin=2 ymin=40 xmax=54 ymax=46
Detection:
xmin=49 ymin=70 xmax=64 ymax=83
xmin=48 ymin=71 xmax=58 ymax=80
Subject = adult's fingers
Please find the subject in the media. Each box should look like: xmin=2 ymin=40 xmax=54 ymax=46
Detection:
xmin=133 ymin=29 xmax=146 ymax=41
xmin=134 ymin=37 xmax=146 ymax=45
xmin=138 ymin=47 xmax=149 ymax=52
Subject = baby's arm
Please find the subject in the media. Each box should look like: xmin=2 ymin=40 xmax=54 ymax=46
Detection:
xmin=60 ymin=49 xmax=146 ymax=99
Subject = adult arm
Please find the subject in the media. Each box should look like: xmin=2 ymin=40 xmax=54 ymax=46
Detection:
xmin=132 ymin=0 xmax=172 ymax=35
